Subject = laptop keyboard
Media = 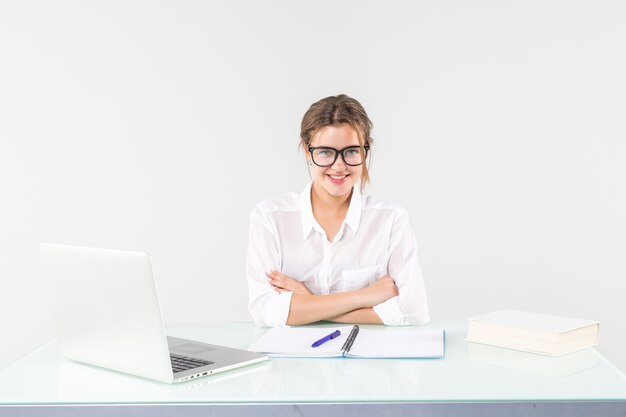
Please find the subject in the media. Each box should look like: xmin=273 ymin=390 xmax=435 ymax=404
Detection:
xmin=170 ymin=353 xmax=214 ymax=373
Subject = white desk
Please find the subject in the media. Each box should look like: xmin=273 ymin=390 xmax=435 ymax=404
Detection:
xmin=1 ymin=320 xmax=625 ymax=416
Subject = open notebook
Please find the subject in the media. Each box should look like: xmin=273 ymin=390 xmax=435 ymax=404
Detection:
xmin=249 ymin=325 xmax=445 ymax=358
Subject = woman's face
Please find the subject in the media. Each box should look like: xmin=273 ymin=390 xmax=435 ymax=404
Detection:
xmin=307 ymin=124 xmax=363 ymax=199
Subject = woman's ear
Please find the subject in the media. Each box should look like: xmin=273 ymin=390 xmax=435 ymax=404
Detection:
xmin=303 ymin=144 xmax=312 ymax=164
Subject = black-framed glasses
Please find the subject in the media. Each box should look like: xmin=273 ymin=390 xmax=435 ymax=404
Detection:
xmin=308 ymin=145 xmax=370 ymax=167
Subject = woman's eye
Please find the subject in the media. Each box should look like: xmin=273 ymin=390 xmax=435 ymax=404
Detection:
xmin=345 ymin=149 xmax=359 ymax=157
xmin=317 ymin=150 xmax=333 ymax=157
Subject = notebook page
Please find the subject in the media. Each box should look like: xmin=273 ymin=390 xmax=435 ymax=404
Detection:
xmin=249 ymin=326 xmax=354 ymax=357
xmin=348 ymin=328 xmax=445 ymax=358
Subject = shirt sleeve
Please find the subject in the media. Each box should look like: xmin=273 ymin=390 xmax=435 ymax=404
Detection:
xmin=246 ymin=206 xmax=293 ymax=327
xmin=373 ymin=208 xmax=431 ymax=326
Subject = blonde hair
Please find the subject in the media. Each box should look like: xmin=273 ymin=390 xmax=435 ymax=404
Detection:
xmin=300 ymin=94 xmax=373 ymax=190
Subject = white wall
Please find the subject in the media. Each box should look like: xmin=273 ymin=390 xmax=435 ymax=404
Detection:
xmin=1 ymin=0 xmax=624 ymax=372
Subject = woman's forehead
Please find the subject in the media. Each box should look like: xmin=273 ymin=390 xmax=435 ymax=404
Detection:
xmin=311 ymin=125 xmax=360 ymax=147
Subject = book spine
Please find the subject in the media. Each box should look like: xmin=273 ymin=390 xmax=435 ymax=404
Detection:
xmin=341 ymin=325 xmax=359 ymax=354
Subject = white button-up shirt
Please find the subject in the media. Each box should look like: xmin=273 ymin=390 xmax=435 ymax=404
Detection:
xmin=246 ymin=182 xmax=430 ymax=327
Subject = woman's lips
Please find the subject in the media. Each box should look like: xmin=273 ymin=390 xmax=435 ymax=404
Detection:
xmin=327 ymin=174 xmax=349 ymax=184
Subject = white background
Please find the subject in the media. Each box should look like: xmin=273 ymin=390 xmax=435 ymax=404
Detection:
xmin=1 ymin=1 xmax=625 ymax=373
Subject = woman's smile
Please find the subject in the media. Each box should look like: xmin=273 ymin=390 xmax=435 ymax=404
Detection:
xmin=327 ymin=173 xmax=350 ymax=184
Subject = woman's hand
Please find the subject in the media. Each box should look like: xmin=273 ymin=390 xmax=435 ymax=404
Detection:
xmin=266 ymin=271 xmax=312 ymax=295
xmin=357 ymin=275 xmax=399 ymax=307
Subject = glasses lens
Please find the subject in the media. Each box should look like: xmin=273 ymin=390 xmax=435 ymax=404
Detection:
xmin=343 ymin=147 xmax=364 ymax=166
xmin=312 ymin=148 xmax=337 ymax=166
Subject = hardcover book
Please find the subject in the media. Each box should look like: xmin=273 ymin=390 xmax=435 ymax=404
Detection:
xmin=466 ymin=310 xmax=599 ymax=356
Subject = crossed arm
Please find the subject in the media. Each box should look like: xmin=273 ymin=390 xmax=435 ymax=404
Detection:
xmin=266 ymin=271 xmax=399 ymax=326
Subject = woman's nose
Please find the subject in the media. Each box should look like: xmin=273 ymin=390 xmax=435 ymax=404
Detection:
xmin=331 ymin=153 xmax=347 ymax=170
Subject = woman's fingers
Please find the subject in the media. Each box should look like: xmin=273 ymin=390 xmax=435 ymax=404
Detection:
xmin=266 ymin=271 xmax=288 ymax=290
xmin=266 ymin=271 xmax=309 ymax=294
xmin=357 ymin=275 xmax=399 ymax=307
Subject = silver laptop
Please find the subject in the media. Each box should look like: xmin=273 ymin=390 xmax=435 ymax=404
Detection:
xmin=40 ymin=243 xmax=267 ymax=384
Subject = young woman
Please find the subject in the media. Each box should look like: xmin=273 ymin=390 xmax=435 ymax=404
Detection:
xmin=247 ymin=94 xmax=430 ymax=327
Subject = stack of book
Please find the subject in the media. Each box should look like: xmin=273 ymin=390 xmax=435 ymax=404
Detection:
xmin=465 ymin=310 xmax=599 ymax=356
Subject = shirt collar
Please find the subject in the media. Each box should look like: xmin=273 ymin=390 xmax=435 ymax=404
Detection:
xmin=299 ymin=182 xmax=317 ymax=240
xmin=299 ymin=181 xmax=363 ymax=240
xmin=344 ymin=184 xmax=362 ymax=234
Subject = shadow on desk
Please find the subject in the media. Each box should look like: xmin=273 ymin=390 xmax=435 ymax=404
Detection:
xmin=467 ymin=343 xmax=600 ymax=378
xmin=247 ymin=358 xmax=423 ymax=399
xmin=56 ymin=359 xmax=273 ymax=398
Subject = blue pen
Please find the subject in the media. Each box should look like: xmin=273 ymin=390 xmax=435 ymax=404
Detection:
xmin=311 ymin=330 xmax=341 ymax=348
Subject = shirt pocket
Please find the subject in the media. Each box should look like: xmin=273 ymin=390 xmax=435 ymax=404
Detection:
xmin=341 ymin=263 xmax=386 ymax=292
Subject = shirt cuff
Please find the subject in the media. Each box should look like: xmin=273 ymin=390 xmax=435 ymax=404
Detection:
xmin=273 ymin=291 xmax=294 ymax=327
xmin=373 ymin=296 xmax=408 ymax=326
